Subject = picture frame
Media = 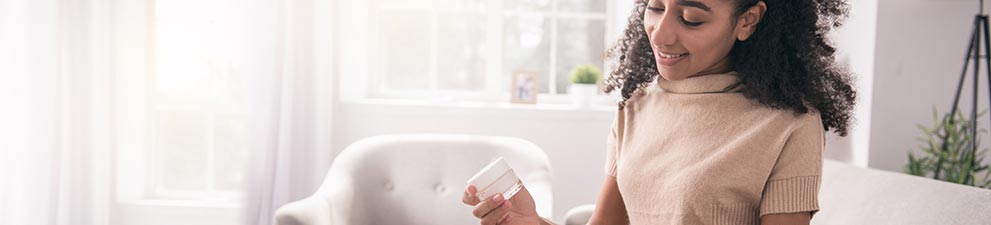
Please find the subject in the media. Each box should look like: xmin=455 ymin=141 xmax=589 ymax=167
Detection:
xmin=510 ymin=70 xmax=539 ymax=104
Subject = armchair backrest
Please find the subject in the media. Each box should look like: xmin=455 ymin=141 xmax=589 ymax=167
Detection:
xmin=322 ymin=134 xmax=553 ymax=225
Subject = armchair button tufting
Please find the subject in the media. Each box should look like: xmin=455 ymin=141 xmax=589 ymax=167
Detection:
xmin=384 ymin=182 xmax=394 ymax=191
xmin=435 ymin=184 xmax=446 ymax=192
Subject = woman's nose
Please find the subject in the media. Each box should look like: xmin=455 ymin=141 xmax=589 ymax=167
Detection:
xmin=648 ymin=13 xmax=678 ymax=47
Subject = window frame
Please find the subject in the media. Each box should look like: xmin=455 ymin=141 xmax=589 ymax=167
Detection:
xmin=110 ymin=0 xmax=249 ymax=224
xmin=359 ymin=0 xmax=612 ymax=104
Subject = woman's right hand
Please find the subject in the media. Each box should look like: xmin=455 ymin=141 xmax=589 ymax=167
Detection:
xmin=462 ymin=184 xmax=543 ymax=225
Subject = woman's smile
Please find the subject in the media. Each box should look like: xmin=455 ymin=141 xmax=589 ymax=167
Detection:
xmin=655 ymin=51 xmax=689 ymax=67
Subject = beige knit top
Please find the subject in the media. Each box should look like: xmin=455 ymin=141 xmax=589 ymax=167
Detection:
xmin=604 ymin=72 xmax=824 ymax=225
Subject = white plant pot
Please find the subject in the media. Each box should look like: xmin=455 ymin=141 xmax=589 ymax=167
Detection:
xmin=569 ymin=83 xmax=598 ymax=108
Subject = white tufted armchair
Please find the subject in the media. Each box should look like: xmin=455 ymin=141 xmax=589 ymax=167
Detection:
xmin=273 ymin=134 xmax=554 ymax=225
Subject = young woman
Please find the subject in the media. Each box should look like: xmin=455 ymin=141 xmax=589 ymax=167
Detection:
xmin=462 ymin=0 xmax=856 ymax=224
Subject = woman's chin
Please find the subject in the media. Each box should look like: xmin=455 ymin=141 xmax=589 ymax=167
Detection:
xmin=658 ymin=69 xmax=689 ymax=81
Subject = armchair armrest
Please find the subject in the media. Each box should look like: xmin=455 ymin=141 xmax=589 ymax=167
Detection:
xmin=563 ymin=204 xmax=595 ymax=225
xmin=524 ymin=171 xmax=554 ymax=220
xmin=275 ymin=172 xmax=355 ymax=225
xmin=274 ymin=197 xmax=332 ymax=225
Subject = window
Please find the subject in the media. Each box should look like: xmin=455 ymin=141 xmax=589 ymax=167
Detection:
xmin=112 ymin=0 xmax=247 ymax=207
xmin=110 ymin=0 xmax=249 ymax=224
xmin=147 ymin=0 xmax=248 ymax=202
xmin=367 ymin=0 xmax=608 ymax=101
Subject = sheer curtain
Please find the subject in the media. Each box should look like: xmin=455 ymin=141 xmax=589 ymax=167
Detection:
xmin=0 ymin=0 xmax=112 ymax=225
xmin=240 ymin=0 xmax=335 ymax=224
xmin=0 ymin=0 xmax=333 ymax=224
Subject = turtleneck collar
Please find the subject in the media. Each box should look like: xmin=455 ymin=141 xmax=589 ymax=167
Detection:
xmin=656 ymin=71 xmax=743 ymax=94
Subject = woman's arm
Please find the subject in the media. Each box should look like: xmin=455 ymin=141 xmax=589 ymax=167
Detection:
xmin=760 ymin=212 xmax=811 ymax=225
xmin=586 ymin=175 xmax=628 ymax=225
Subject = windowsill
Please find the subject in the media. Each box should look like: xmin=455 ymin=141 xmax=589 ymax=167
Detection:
xmin=114 ymin=199 xmax=242 ymax=225
xmin=338 ymin=97 xmax=619 ymax=122
xmin=118 ymin=198 xmax=243 ymax=209
xmin=340 ymin=97 xmax=618 ymax=112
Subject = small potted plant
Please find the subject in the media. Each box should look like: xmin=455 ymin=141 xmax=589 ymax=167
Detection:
xmin=905 ymin=107 xmax=991 ymax=189
xmin=568 ymin=64 xmax=602 ymax=108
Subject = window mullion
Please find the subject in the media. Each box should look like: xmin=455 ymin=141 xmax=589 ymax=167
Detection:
xmin=206 ymin=111 xmax=217 ymax=193
xmin=429 ymin=10 xmax=440 ymax=91
xmin=485 ymin=0 xmax=503 ymax=97
xmin=548 ymin=0 xmax=559 ymax=94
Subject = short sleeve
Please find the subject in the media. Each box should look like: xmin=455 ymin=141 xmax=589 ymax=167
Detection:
xmin=759 ymin=113 xmax=825 ymax=217
xmin=605 ymin=107 xmax=626 ymax=177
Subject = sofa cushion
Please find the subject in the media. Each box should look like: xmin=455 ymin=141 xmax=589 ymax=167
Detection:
xmin=813 ymin=159 xmax=991 ymax=224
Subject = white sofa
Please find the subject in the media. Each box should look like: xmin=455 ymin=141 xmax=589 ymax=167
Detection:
xmin=273 ymin=134 xmax=553 ymax=225
xmin=562 ymin=159 xmax=991 ymax=225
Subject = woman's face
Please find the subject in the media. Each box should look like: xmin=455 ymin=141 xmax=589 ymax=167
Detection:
xmin=644 ymin=0 xmax=761 ymax=81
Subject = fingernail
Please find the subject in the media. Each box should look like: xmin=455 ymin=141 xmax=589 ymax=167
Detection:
xmin=492 ymin=194 xmax=503 ymax=202
xmin=506 ymin=215 xmax=513 ymax=223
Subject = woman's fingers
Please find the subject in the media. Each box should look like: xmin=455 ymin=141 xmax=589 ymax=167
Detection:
xmin=462 ymin=184 xmax=481 ymax=206
xmin=471 ymin=193 xmax=506 ymax=218
xmin=466 ymin=185 xmax=514 ymax=225
xmin=479 ymin=201 xmax=512 ymax=225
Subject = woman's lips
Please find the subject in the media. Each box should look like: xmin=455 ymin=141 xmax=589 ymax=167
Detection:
xmin=656 ymin=52 xmax=688 ymax=66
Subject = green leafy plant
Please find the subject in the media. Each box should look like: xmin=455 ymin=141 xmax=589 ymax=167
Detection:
xmin=569 ymin=64 xmax=602 ymax=84
xmin=905 ymin=107 xmax=991 ymax=189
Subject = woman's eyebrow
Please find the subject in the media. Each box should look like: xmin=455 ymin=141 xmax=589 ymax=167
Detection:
xmin=677 ymin=0 xmax=711 ymax=12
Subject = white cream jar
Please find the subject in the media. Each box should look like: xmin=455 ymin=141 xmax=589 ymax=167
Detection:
xmin=467 ymin=157 xmax=523 ymax=201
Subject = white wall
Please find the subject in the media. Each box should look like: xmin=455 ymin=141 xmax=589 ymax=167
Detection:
xmin=829 ymin=0 xmax=879 ymax=167
xmin=869 ymin=0 xmax=991 ymax=172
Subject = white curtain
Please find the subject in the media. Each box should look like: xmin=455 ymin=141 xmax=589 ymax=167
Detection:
xmin=240 ymin=0 xmax=335 ymax=224
xmin=0 ymin=0 xmax=111 ymax=225
xmin=0 ymin=0 xmax=333 ymax=224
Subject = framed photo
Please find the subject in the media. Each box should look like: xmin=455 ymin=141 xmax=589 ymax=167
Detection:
xmin=510 ymin=70 xmax=539 ymax=104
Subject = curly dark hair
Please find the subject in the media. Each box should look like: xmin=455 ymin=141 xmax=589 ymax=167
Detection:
xmin=603 ymin=0 xmax=857 ymax=136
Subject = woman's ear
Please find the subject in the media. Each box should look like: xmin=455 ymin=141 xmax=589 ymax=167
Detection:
xmin=736 ymin=1 xmax=767 ymax=41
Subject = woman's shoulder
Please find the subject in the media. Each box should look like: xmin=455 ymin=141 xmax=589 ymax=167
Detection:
xmin=778 ymin=105 xmax=825 ymax=136
xmin=741 ymin=103 xmax=824 ymax=135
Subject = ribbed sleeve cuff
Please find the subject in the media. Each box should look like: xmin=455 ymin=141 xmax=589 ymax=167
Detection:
xmin=759 ymin=175 xmax=821 ymax=217
xmin=711 ymin=203 xmax=759 ymax=225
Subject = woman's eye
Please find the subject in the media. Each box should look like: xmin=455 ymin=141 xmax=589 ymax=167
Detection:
xmin=680 ymin=17 xmax=703 ymax=27
xmin=646 ymin=6 xmax=664 ymax=13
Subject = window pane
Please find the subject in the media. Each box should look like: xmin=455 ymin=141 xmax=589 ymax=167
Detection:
xmin=435 ymin=0 xmax=485 ymax=11
xmin=155 ymin=110 xmax=210 ymax=191
xmin=558 ymin=0 xmax=606 ymax=13
xmin=378 ymin=10 xmax=432 ymax=90
xmin=556 ymin=19 xmax=605 ymax=94
xmin=377 ymin=0 xmax=485 ymax=10
xmin=214 ymin=115 xmax=247 ymax=191
xmin=155 ymin=0 xmax=234 ymax=102
xmin=437 ymin=14 xmax=486 ymax=91
xmin=505 ymin=0 xmax=552 ymax=11
xmin=504 ymin=15 xmax=551 ymax=94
